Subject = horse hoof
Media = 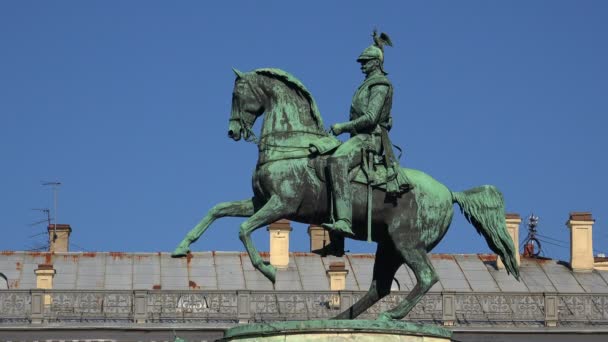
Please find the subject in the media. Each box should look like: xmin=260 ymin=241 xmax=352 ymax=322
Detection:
xmin=377 ymin=312 xmax=393 ymax=321
xmin=171 ymin=246 xmax=189 ymax=258
xmin=263 ymin=265 xmax=277 ymax=283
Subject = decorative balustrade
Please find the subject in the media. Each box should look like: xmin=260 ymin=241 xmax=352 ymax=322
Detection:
xmin=0 ymin=290 xmax=30 ymax=324
xmin=1 ymin=290 xmax=608 ymax=327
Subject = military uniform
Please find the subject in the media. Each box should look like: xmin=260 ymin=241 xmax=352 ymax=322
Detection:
xmin=322 ymin=32 xmax=410 ymax=237
xmin=332 ymin=72 xmax=393 ymax=164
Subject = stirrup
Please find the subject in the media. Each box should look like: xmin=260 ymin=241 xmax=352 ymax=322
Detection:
xmin=322 ymin=220 xmax=355 ymax=238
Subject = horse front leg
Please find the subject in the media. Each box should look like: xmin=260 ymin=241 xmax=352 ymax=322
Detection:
xmin=238 ymin=195 xmax=288 ymax=283
xmin=172 ymin=198 xmax=255 ymax=257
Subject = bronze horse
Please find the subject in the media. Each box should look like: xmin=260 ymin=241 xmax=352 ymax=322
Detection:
xmin=172 ymin=68 xmax=518 ymax=320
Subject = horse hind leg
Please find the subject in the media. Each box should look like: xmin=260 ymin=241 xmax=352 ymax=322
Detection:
xmin=377 ymin=246 xmax=438 ymax=321
xmin=333 ymin=240 xmax=403 ymax=319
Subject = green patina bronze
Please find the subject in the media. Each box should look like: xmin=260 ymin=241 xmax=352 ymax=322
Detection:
xmin=172 ymin=31 xmax=519 ymax=322
xmin=221 ymin=320 xmax=452 ymax=341
xmin=321 ymin=31 xmax=411 ymax=239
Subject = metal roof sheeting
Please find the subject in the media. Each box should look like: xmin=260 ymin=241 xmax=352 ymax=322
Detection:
xmin=2 ymin=251 xmax=608 ymax=293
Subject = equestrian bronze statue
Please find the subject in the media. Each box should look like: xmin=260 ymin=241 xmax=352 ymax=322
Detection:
xmin=172 ymin=31 xmax=519 ymax=321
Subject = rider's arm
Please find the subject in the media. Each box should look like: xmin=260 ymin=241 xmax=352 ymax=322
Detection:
xmin=341 ymin=84 xmax=389 ymax=133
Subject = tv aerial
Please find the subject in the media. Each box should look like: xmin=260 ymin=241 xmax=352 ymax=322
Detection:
xmin=30 ymin=208 xmax=51 ymax=226
xmin=41 ymin=181 xmax=61 ymax=240
xmin=28 ymin=208 xmax=51 ymax=238
xmin=522 ymin=213 xmax=542 ymax=257
xmin=25 ymin=208 xmax=52 ymax=250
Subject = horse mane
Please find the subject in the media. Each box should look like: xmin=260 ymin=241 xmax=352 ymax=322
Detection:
xmin=254 ymin=68 xmax=325 ymax=130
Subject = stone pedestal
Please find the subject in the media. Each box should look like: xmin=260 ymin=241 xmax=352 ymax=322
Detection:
xmin=222 ymin=320 xmax=452 ymax=342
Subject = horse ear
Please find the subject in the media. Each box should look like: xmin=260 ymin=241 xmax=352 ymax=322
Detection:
xmin=232 ymin=68 xmax=244 ymax=79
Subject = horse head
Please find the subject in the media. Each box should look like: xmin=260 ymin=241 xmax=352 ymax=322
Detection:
xmin=228 ymin=68 xmax=264 ymax=142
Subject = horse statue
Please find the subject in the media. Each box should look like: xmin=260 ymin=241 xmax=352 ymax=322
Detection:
xmin=172 ymin=68 xmax=519 ymax=321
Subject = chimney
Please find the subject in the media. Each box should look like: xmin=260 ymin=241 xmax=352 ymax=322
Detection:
xmin=594 ymin=254 xmax=608 ymax=271
xmin=566 ymin=212 xmax=595 ymax=272
xmin=267 ymin=220 xmax=292 ymax=268
xmin=308 ymin=225 xmax=329 ymax=253
xmin=34 ymin=264 xmax=55 ymax=305
xmin=327 ymin=261 xmax=348 ymax=309
xmin=497 ymin=213 xmax=521 ymax=269
xmin=326 ymin=261 xmax=348 ymax=291
xmin=48 ymin=224 xmax=71 ymax=252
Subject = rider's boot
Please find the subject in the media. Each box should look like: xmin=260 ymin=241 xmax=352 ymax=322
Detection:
xmin=322 ymin=158 xmax=355 ymax=238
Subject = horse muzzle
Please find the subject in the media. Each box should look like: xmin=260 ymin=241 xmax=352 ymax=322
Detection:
xmin=228 ymin=129 xmax=242 ymax=141
xmin=228 ymin=120 xmax=244 ymax=141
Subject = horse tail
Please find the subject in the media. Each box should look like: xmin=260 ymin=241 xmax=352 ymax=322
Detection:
xmin=452 ymin=185 xmax=520 ymax=280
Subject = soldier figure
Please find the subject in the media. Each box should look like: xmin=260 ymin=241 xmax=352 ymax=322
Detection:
xmin=322 ymin=31 xmax=411 ymax=237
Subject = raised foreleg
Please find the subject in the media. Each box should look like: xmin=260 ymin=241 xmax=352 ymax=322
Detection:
xmin=172 ymin=198 xmax=255 ymax=257
xmin=238 ymin=195 xmax=289 ymax=283
xmin=333 ymin=240 xmax=403 ymax=319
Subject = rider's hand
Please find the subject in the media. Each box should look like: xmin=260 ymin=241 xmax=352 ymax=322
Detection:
xmin=330 ymin=123 xmax=345 ymax=136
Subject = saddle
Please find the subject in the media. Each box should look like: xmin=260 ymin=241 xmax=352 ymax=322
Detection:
xmin=308 ymin=136 xmax=402 ymax=191
xmin=309 ymin=155 xmax=400 ymax=191
xmin=309 ymin=135 xmax=411 ymax=243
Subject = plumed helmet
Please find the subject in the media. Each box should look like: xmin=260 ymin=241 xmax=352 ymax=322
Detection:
xmin=356 ymin=30 xmax=393 ymax=63
xmin=357 ymin=45 xmax=384 ymax=62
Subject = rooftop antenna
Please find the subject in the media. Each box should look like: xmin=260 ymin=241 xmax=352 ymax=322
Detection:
xmin=29 ymin=208 xmax=52 ymax=240
xmin=42 ymin=181 xmax=61 ymax=243
xmin=522 ymin=213 xmax=542 ymax=257
xmin=30 ymin=208 xmax=51 ymax=227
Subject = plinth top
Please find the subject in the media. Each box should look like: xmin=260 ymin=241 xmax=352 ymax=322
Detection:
xmin=223 ymin=320 xmax=452 ymax=340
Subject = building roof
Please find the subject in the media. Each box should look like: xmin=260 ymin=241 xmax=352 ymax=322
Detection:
xmin=2 ymin=250 xmax=608 ymax=293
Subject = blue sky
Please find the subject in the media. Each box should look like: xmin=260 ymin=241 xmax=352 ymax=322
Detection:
xmin=1 ymin=1 xmax=607 ymax=261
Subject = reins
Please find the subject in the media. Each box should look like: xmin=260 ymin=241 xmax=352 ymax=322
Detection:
xmin=229 ymin=117 xmax=258 ymax=144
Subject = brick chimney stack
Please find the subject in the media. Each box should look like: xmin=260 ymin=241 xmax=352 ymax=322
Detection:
xmin=267 ymin=220 xmax=292 ymax=268
xmin=566 ymin=212 xmax=595 ymax=272
xmin=497 ymin=213 xmax=521 ymax=269
xmin=326 ymin=261 xmax=348 ymax=309
xmin=35 ymin=264 xmax=56 ymax=305
xmin=327 ymin=261 xmax=348 ymax=291
xmin=307 ymin=225 xmax=329 ymax=253
xmin=48 ymin=224 xmax=71 ymax=253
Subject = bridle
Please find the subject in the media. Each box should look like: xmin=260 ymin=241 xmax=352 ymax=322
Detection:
xmin=230 ymin=74 xmax=326 ymax=150
xmin=229 ymin=77 xmax=264 ymax=144
xmin=228 ymin=115 xmax=258 ymax=144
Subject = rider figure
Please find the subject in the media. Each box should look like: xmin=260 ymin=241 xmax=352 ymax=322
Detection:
xmin=322 ymin=31 xmax=411 ymax=237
